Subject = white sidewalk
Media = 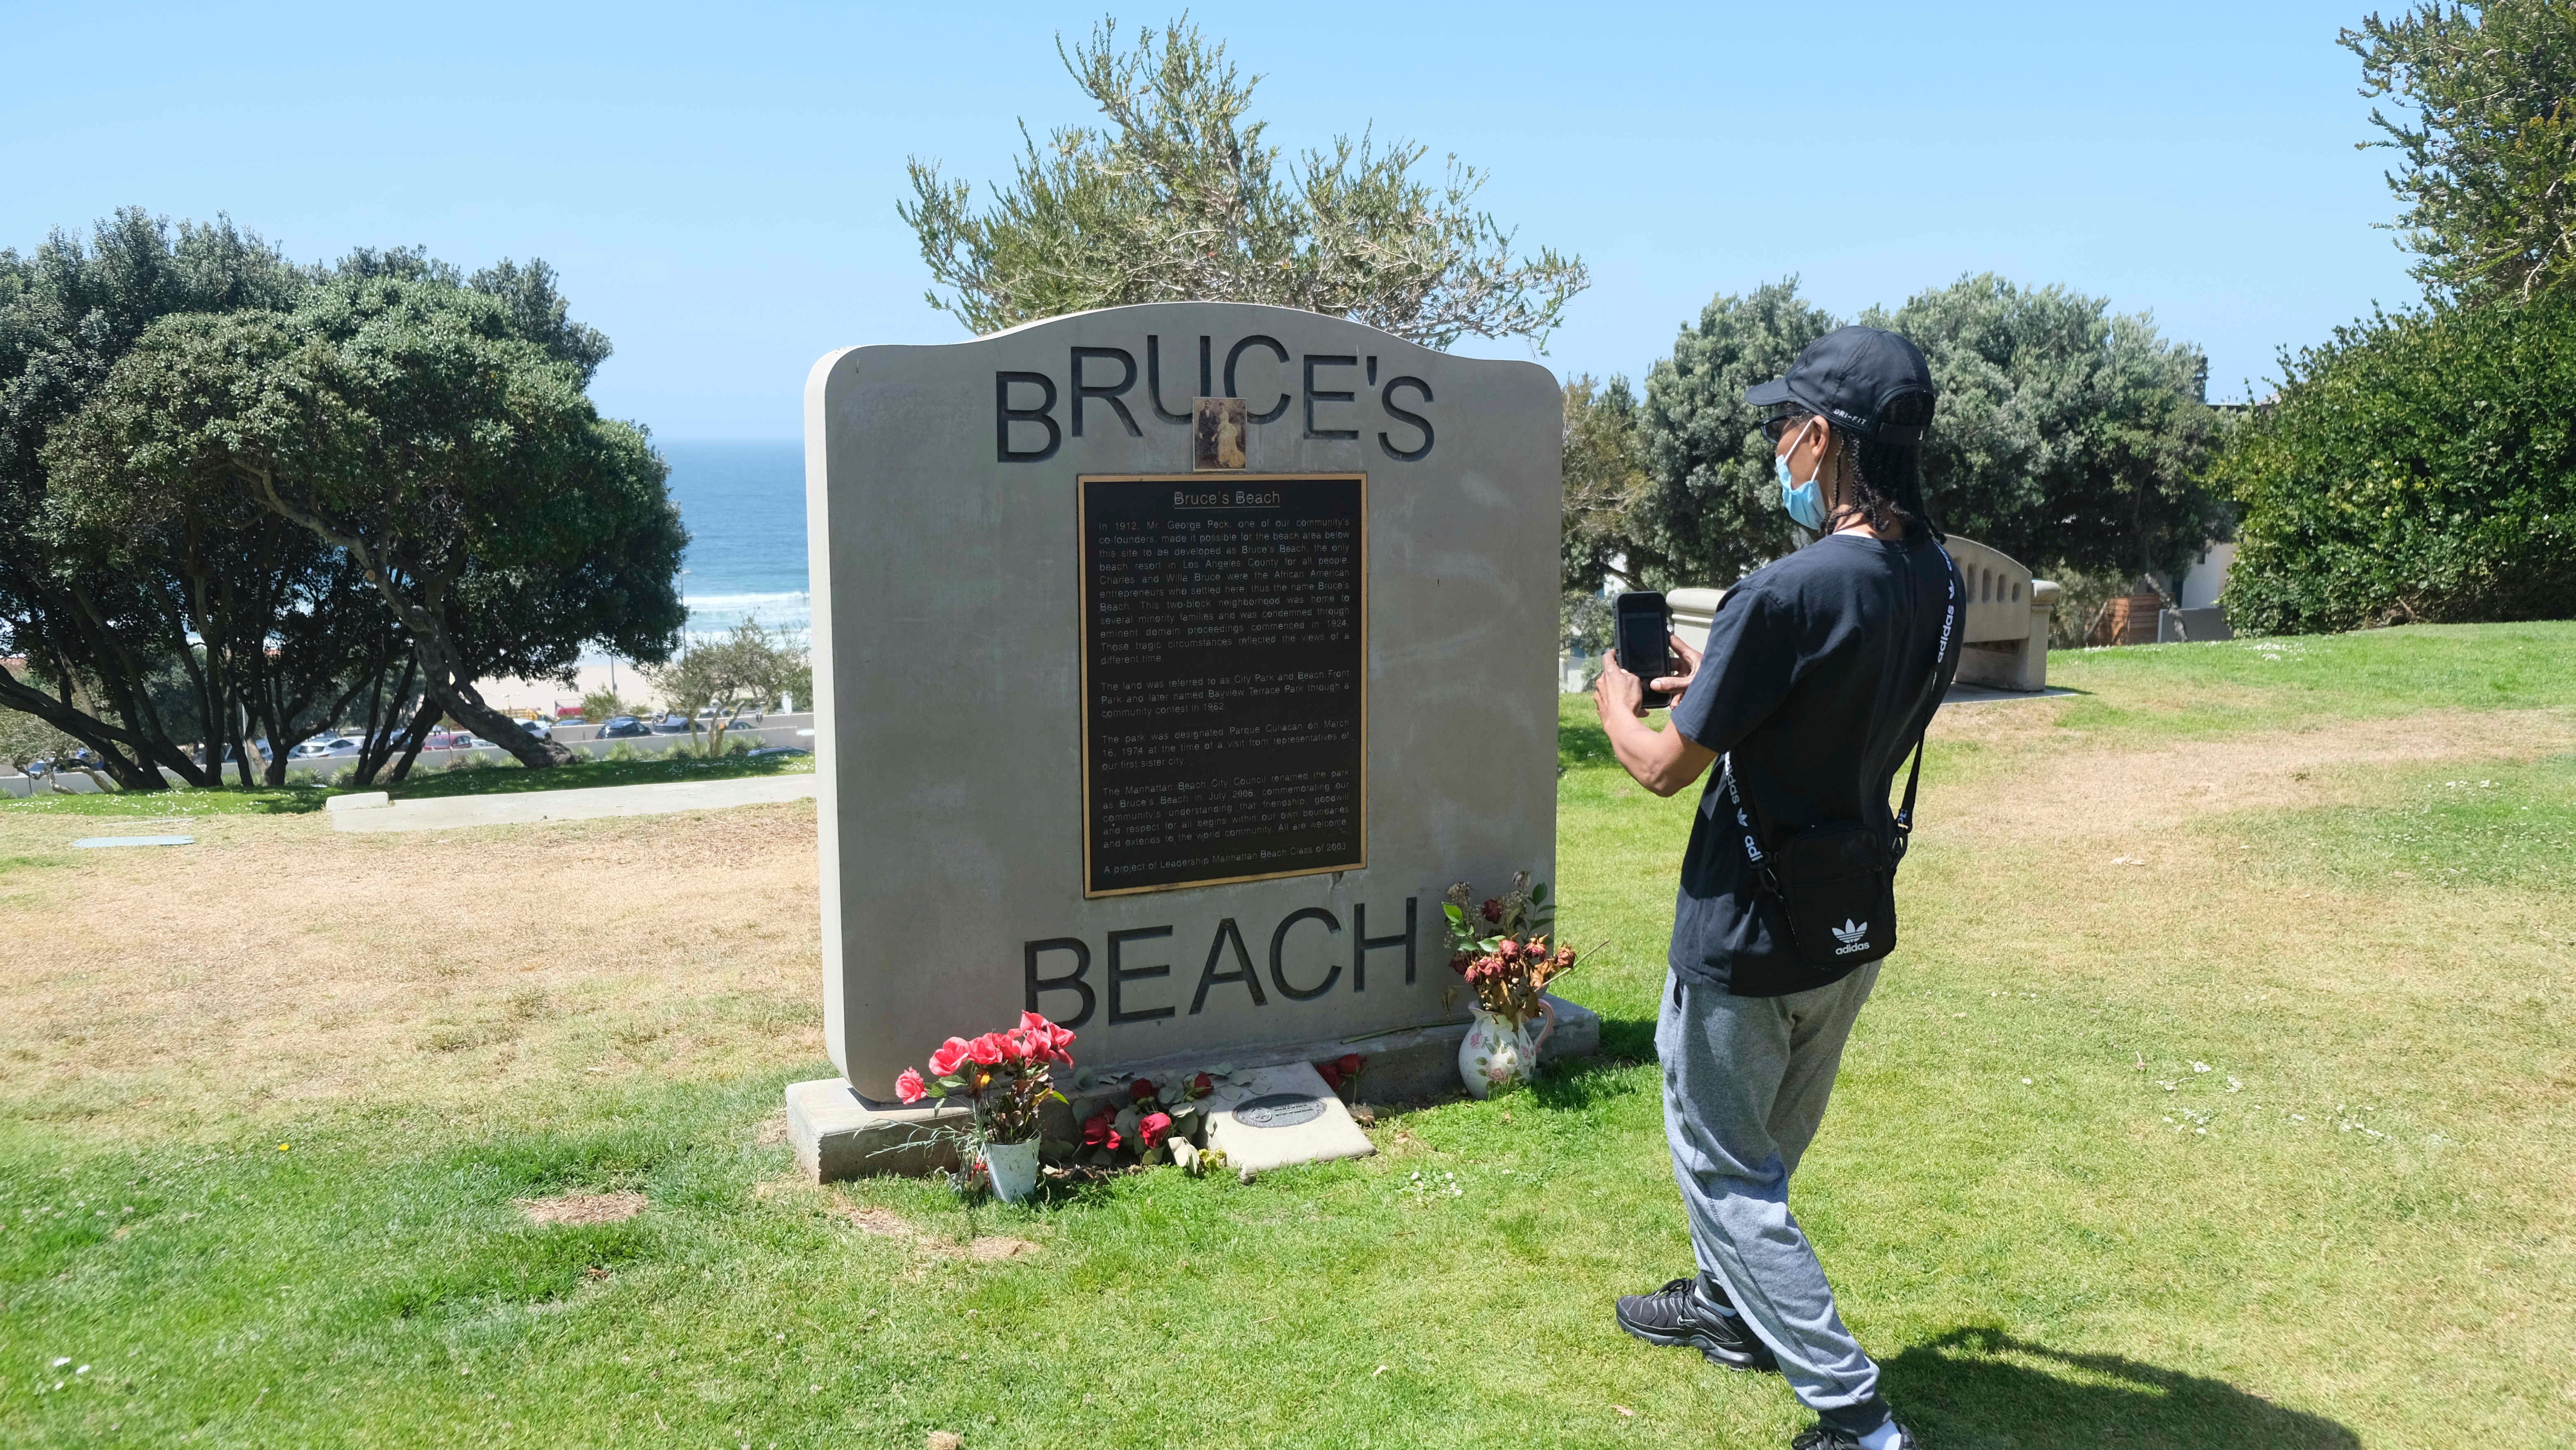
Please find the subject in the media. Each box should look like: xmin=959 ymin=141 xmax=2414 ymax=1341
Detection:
xmin=330 ymin=772 xmax=816 ymax=833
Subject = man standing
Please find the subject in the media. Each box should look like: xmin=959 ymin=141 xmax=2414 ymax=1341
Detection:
xmin=1592 ymin=327 xmax=1960 ymax=1450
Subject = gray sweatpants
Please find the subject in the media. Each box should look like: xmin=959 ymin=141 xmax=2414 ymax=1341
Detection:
xmin=1657 ymin=964 xmax=1890 ymax=1436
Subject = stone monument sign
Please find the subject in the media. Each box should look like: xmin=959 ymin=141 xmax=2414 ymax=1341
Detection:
xmin=801 ymin=301 xmax=1559 ymax=1104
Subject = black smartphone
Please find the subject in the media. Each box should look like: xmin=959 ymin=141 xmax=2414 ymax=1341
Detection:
xmin=1614 ymin=591 xmax=1674 ymax=708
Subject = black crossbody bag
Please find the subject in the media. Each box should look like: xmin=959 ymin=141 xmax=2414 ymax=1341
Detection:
xmin=1721 ymin=545 xmax=1962 ymax=970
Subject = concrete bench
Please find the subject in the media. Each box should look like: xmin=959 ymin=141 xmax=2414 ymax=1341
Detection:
xmin=1666 ymin=537 xmax=2058 ymax=692
xmin=1947 ymin=537 xmax=2057 ymax=690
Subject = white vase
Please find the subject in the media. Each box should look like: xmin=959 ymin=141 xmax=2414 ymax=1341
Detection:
xmin=1458 ymin=1000 xmax=1556 ymax=1099
xmin=983 ymin=1138 xmax=1041 ymax=1204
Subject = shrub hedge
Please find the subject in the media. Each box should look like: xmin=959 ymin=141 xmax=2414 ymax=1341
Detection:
xmin=2217 ymin=293 xmax=2576 ymax=635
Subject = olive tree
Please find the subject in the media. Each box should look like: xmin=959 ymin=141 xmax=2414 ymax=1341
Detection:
xmin=644 ymin=621 xmax=809 ymax=755
xmin=0 ymin=706 xmax=84 ymax=787
xmin=901 ymin=16 xmax=1587 ymax=347
xmin=2347 ymin=0 xmax=2576 ymax=302
xmin=1560 ymin=374 xmax=1657 ymax=599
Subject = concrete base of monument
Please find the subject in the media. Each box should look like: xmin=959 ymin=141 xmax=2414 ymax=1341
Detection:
xmin=785 ymin=1084 xmax=975 ymax=1181
xmin=784 ymin=994 xmax=1601 ymax=1184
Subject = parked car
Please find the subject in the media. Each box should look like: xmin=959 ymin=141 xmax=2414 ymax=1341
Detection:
xmin=195 ymin=741 xmax=273 ymax=767
xmin=289 ymin=736 xmax=360 ymax=760
xmin=394 ymin=728 xmax=450 ymax=752
xmin=597 ymin=715 xmax=652 ymax=739
xmin=517 ymin=718 xmax=553 ymax=742
xmin=649 ymin=712 xmax=693 ymax=734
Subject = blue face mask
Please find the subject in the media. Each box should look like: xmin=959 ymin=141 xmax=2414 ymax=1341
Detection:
xmin=1774 ymin=422 xmax=1830 ymax=531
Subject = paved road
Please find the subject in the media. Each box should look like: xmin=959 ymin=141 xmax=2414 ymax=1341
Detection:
xmin=330 ymin=772 xmax=817 ymax=833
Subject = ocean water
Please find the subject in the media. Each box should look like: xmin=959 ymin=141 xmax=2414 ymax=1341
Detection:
xmin=660 ymin=439 xmax=809 ymax=640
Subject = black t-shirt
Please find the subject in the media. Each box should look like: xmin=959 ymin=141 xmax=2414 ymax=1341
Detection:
xmin=1665 ymin=530 xmax=1958 ymax=996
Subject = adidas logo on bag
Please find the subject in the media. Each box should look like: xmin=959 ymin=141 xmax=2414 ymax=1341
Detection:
xmin=1831 ymin=919 xmax=1870 ymax=955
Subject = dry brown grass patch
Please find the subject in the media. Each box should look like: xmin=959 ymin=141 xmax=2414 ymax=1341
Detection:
xmin=0 ymin=800 xmax=822 ymax=1138
xmin=1931 ymin=706 xmax=2576 ymax=843
xmin=516 ymin=1190 xmax=647 ymax=1225
xmin=1904 ymin=708 xmax=2576 ymax=1009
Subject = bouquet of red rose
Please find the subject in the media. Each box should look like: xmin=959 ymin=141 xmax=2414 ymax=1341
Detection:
xmin=1314 ymin=1052 xmax=1366 ymax=1098
xmin=894 ymin=1011 xmax=1075 ymax=1152
xmin=1444 ymin=873 xmax=1579 ymax=1030
xmin=1078 ymin=1071 xmax=1214 ymax=1168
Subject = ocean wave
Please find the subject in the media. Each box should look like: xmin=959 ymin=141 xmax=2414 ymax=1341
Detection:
xmin=681 ymin=589 xmax=810 ymax=644
xmin=683 ymin=590 xmax=810 ymax=612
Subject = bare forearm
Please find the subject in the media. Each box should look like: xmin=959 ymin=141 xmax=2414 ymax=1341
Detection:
xmin=1603 ymin=708 xmax=1712 ymax=797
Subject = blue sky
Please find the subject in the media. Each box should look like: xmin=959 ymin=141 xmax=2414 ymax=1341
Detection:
xmin=7 ymin=1 xmax=2409 ymax=438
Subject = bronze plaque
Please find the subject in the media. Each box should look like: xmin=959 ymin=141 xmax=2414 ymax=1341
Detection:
xmin=1232 ymin=1093 xmax=1328 ymax=1129
xmin=1078 ymin=474 xmax=1366 ymax=897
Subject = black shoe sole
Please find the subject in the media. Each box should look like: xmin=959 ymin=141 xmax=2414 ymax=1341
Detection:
xmin=1614 ymin=1311 xmax=1780 ymax=1374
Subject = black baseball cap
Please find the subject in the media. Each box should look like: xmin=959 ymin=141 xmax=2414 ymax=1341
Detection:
xmin=1744 ymin=325 xmax=1936 ymax=445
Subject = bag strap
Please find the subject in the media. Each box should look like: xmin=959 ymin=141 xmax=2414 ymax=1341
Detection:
xmin=1891 ymin=544 xmax=1965 ymax=861
xmin=1720 ymin=752 xmax=1776 ymax=891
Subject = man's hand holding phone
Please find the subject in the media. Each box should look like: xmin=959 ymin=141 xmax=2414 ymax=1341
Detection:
xmin=1594 ymin=632 xmax=1700 ymax=723
xmin=1651 ymin=633 xmax=1701 ymax=701
xmin=1592 ymin=628 xmax=1719 ymax=798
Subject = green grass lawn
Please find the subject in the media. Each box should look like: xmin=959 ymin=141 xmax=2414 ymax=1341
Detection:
xmin=3 ymin=624 xmax=2570 ymax=1449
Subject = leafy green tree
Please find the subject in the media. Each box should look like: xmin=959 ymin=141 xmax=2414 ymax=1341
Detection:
xmin=578 ymin=686 xmax=640 ymax=722
xmin=322 ymin=249 xmax=666 ymax=785
xmin=644 ymin=620 xmax=807 ymax=754
xmin=49 ymin=269 xmax=687 ymax=770
xmin=901 ymin=17 xmax=1587 ymax=346
xmin=1559 ymin=374 xmax=1658 ymax=599
xmin=340 ymin=650 xmax=426 ymax=788
xmin=2347 ymin=1 xmax=2576 ymax=301
xmin=1870 ymin=274 xmax=2226 ymax=584
xmin=1625 ymin=275 xmax=2219 ymax=593
xmin=0 ymin=209 xmax=313 ymax=788
xmin=40 ymin=412 xmax=408 ymax=786
xmin=0 ymin=704 xmax=80 ymax=780
xmin=1635 ymin=281 xmax=1836 ymax=587
xmin=2214 ymin=291 xmax=2576 ymax=633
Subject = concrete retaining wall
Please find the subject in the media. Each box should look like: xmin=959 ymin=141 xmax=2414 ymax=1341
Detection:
xmin=0 ymin=715 xmax=817 ymax=794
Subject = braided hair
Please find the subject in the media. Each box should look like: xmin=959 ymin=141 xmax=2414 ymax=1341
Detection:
xmin=1822 ymin=392 xmax=1941 ymax=541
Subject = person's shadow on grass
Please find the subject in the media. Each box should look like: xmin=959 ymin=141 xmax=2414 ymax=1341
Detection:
xmin=1881 ymin=1326 xmax=2358 ymax=1449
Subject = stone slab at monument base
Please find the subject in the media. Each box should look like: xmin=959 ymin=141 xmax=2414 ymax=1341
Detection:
xmin=785 ymin=994 xmax=1601 ymax=1184
xmin=1202 ymin=1062 xmax=1375 ymax=1174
